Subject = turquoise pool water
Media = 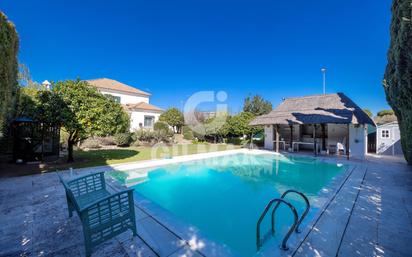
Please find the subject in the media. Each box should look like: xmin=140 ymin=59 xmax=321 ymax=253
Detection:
xmin=110 ymin=153 xmax=345 ymax=257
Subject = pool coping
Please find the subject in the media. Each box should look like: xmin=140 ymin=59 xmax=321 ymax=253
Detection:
xmin=64 ymin=149 xmax=361 ymax=257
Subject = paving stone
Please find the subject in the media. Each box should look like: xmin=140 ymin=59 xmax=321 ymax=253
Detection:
xmin=92 ymin=238 xmax=128 ymax=257
xmin=374 ymin=243 xmax=408 ymax=257
xmin=336 ymin=161 xmax=412 ymax=257
xmin=377 ymin=224 xmax=412 ymax=257
xmin=168 ymin=246 xmax=204 ymax=257
xmin=337 ymin=209 xmax=378 ymax=257
xmin=134 ymin=206 xmax=150 ymax=221
xmin=294 ymin=166 xmax=367 ymax=257
xmin=120 ymin=235 xmax=158 ymax=257
xmin=136 ymin=216 xmax=185 ymax=256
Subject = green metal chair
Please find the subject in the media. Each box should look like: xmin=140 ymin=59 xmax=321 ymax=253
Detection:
xmin=58 ymin=171 xmax=137 ymax=257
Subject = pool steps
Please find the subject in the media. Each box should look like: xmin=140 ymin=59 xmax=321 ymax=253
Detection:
xmin=256 ymin=190 xmax=310 ymax=251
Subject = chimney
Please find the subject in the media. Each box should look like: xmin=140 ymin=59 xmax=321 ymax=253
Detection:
xmin=42 ymin=80 xmax=51 ymax=90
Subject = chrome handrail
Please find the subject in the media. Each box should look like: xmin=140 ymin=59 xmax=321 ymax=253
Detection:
xmin=271 ymin=190 xmax=310 ymax=234
xmin=256 ymin=198 xmax=298 ymax=251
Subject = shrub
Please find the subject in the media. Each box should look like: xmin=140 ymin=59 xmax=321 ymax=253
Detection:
xmin=96 ymin=136 xmax=116 ymax=146
xmin=153 ymin=129 xmax=174 ymax=143
xmin=114 ymin=133 xmax=132 ymax=146
xmin=81 ymin=137 xmax=102 ymax=149
xmin=193 ymin=130 xmax=206 ymax=142
xmin=132 ymin=127 xmax=174 ymax=145
xmin=133 ymin=129 xmax=155 ymax=142
xmin=182 ymin=126 xmax=194 ymax=140
xmin=131 ymin=139 xmax=142 ymax=147
xmin=154 ymin=121 xmax=170 ymax=132
xmin=226 ymin=137 xmax=247 ymax=145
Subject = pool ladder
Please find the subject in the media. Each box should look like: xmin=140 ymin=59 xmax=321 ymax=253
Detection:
xmin=256 ymin=190 xmax=310 ymax=251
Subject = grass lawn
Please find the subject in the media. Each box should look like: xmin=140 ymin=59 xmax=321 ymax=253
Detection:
xmin=0 ymin=143 xmax=241 ymax=177
xmin=72 ymin=143 xmax=240 ymax=169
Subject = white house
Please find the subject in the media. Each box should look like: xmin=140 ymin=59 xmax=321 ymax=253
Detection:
xmin=250 ymin=93 xmax=376 ymax=159
xmin=376 ymin=121 xmax=403 ymax=156
xmin=86 ymin=78 xmax=163 ymax=131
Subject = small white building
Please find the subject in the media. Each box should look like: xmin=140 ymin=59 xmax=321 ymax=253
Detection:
xmin=376 ymin=121 xmax=403 ymax=156
xmin=250 ymin=93 xmax=376 ymax=159
xmin=86 ymin=78 xmax=163 ymax=131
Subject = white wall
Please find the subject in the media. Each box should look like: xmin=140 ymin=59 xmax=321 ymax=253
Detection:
xmin=264 ymin=125 xmax=274 ymax=150
xmin=130 ymin=111 xmax=161 ymax=131
xmin=99 ymin=89 xmax=149 ymax=104
xmin=327 ymin=124 xmax=367 ymax=159
xmin=349 ymin=124 xmax=367 ymax=159
xmin=327 ymin=124 xmax=347 ymax=146
xmin=376 ymin=123 xmax=403 ymax=155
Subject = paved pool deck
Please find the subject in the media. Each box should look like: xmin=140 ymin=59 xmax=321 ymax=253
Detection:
xmin=292 ymin=156 xmax=412 ymax=257
xmin=0 ymin=150 xmax=411 ymax=257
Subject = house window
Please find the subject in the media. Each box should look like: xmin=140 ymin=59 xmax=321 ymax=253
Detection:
xmin=105 ymin=94 xmax=121 ymax=103
xmin=144 ymin=116 xmax=155 ymax=128
xmin=112 ymin=96 xmax=121 ymax=103
xmin=381 ymin=129 xmax=390 ymax=138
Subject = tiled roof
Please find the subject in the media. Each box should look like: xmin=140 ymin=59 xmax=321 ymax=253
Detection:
xmin=123 ymin=102 xmax=163 ymax=112
xmin=86 ymin=78 xmax=150 ymax=96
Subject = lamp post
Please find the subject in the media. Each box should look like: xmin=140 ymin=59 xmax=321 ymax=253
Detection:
xmin=321 ymin=68 xmax=326 ymax=95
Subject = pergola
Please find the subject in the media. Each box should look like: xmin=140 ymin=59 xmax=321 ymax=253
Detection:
xmin=11 ymin=117 xmax=60 ymax=162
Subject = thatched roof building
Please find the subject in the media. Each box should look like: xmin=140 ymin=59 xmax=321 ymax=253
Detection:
xmin=250 ymin=93 xmax=375 ymax=126
xmin=250 ymin=93 xmax=375 ymax=159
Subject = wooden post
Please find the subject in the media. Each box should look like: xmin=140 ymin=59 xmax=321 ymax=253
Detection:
xmin=313 ymin=124 xmax=317 ymax=156
xmin=347 ymin=124 xmax=350 ymax=160
xmin=321 ymin=124 xmax=326 ymax=151
xmin=250 ymin=133 xmax=253 ymax=149
xmin=289 ymin=125 xmax=293 ymax=151
xmin=275 ymin=125 xmax=279 ymax=153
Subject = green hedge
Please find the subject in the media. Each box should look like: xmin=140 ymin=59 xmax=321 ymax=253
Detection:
xmin=154 ymin=121 xmax=170 ymax=132
xmin=0 ymin=12 xmax=19 ymax=152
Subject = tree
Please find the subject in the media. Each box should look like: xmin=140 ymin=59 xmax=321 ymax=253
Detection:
xmin=243 ymin=95 xmax=273 ymax=116
xmin=377 ymin=109 xmax=395 ymax=117
xmin=15 ymin=64 xmax=43 ymax=119
xmin=15 ymin=87 xmax=38 ymax=118
xmin=202 ymin=112 xmax=230 ymax=142
xmin=383 ymin=0 xmax=412 ymax=164
xmin=18 ymin=63 xmax=42 ymax=89
xmin=227 ymin=112 xmax=261 ymax=137
xmin=53 ymin=80 xmax=130 ymax=162
xmin=362 ymin=109 xmax=373 ymax=118
xmin=375 ymin=109 xmax=398 ymax=125
xmin=159 ymin=108 xmax=184 ymax=133
xmin=0 ymin=12 xmax=19 ymax=144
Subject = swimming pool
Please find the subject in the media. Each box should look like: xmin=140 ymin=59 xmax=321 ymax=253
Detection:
xmin=109 ymin=153 xmax=346 ymax=257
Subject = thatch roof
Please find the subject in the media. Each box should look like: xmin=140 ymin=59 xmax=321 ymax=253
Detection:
xmin=250 ymin=93 xmax=375 ymax=126
xmin=374 ymin=114 xmax=398 ymax=125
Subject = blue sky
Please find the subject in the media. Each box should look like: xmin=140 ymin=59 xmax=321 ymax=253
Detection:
xmin=1 ymin=0 xmax=392 ymax=115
